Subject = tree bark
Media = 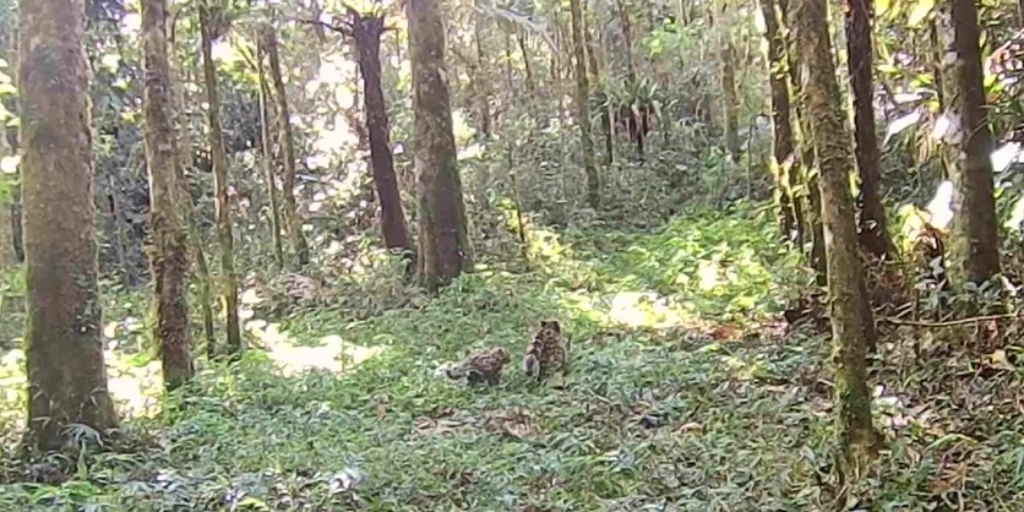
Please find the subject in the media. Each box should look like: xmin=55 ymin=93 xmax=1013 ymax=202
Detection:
xmin=168 ymin=13 xmax=216 ymax=357
xmin=584 ymin=10 xmax=613 ymax=167
xmin=570 ymin=0 xmax=600 ymax=206
xmin=793 ymin=0 xmax=878 ymax=470
xmin=199 ymin=0 xmax=242 ymax=355
xmin=263 ymin=26 xmax=310 ymax=268
xmin=142 ymin=0 xmax=192 ymax=390
xmin=614 ymin=0 xmax=644 ymax=159
xmin=256 ymin=35 xmax=284 ymax=269
xmin=20 ymin=0 xmax=118 ymax=451
xmin=758 ymin=0 xmax=801 ymax=243
xmin=938 ymin=0 xmax=1001 ymax=287
xmin=351 ymin=12 xmax=412 ymax=262
xmin=407 ymin=0 xmax=471 ymax=291
xmin=844 ymin=0 xmax=894 ymax=262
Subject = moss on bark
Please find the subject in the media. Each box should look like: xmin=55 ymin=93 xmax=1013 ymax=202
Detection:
xmin=20 ymin=0 xmax=118 ymax=451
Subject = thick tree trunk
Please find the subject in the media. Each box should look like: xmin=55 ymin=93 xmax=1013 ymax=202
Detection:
xmin=256 ymin=36 xmax=284 ymax=268
xmin=407 ymin=0 xmax=471 ymax=291
xmin=938 ymin=0 xmax=1001 ymax=287
xmin=472 ymin=6 xmax=493 ymax=139
xmin=845 ymin=0 xmax=894 ymax=262
xmin=793 ymin=0 xmax=878 ymax=470
xmin=20 ymin=0 xmax=118 ymax=451
xmin=263 ymin=27 xmax=310 ymax=268
xmin=199 ymin=0 xmax=242 ymax=355
xmin=351 ymin=12 xmax=412 ymax=262
xmin=570 ymin=0 xmax=600 ymax=206
xmin=142 ymin=0 xmax=192 ymax=391
xmin=758 ymin=0 xmax=801 ymax=243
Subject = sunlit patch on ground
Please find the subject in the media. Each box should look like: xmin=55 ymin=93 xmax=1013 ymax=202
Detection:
xmin=248 ymin=321 xmax=385 ymax=377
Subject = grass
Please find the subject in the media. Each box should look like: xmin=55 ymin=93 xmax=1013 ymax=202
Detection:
xmin=1 ymin=200 xmax=1023 ymax=510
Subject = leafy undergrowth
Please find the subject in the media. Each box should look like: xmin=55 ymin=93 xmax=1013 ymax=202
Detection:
xmin=1 ymin=202 xmax=1023 ymax=510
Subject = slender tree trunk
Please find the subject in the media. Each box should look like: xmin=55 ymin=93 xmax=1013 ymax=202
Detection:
xmin=350 ymin=12 xmax=413 ymax=262
xmin=719 ymin=34 xmax=742 ymax=161
xmin=614 ymin=0 xmax=644 ymax=159
xmin=142 ymin=0 xmax=192 ymax=391
xmin=845 ymin=0 xmax=894 ymax=262
xmin=516 ymin=32 xmax=535 ymax=95
xmin=569 ymin=0 xmax=599 ymax=207
xmin=263 ymin=26 xmax=310 ymax=268
xmin=584 ymin=10 xmax=613 ymax=167
xmin=938 ymin=0 xmax=1001 ymax=288
xmin=168 ymin=17 xmax=216 ymax=357
xmin=784 ymin=0 xmax=826 ymax=284
xmin=199 ymin=0 xmax=242 ymax=355
xmin=758 ymin=0 xmax=801 ymax=243
xmin=472 ymin=5 xmax=493 ymax=139
xmin=407 ymin=0 xmax=471 ymax=291
xmin=256 ymin=36 xmax=284 ymax=268
xmin=0 ymin=23 xmax=21 ymax=265
xmin=20 ymin=0 xmax=118 ymax=451
xmin=794 ymin=0 xmax=878 ymax=472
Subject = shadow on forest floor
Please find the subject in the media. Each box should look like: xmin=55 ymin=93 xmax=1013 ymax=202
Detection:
xmin=0 ymin=201 xmax=1022 ymax=510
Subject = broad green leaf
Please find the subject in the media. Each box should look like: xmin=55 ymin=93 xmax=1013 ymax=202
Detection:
xmin=907 ymin=0 xmax=935 ymax=27
xmin=876 ymin=0 xmax=891 ymax=16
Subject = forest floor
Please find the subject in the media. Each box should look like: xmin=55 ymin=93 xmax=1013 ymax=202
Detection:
xmin=1 ymin=201 xmax=1023 ymax=510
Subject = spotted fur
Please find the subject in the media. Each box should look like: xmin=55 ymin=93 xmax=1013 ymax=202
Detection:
xmin=446 ymin=347 xmax=511 ymax=386
xmin=523 ymin=320 xmax=569 ymax=381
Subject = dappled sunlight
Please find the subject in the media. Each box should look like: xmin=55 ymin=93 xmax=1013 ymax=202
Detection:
xmin=247 ymin=321 xmax=386 ymax=377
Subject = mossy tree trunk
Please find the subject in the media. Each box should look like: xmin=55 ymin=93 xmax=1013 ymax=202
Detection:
xmin=570 ymin=0 xmax=600 ymax=207
xmin=844 ymin=0 xmax=894 ymax=262
xmin=758 ymin=0 xmax=801 ymax=244
xmin=20 ymin=0 xmax=118 ymax=451
xmin=793 ymin=0 xmax=878 ymax=471
xmin=168 ymin=15 xmax=216 ymax=357
xmin=199 ymin=0 xmax=242 ymax=355
xmin=350 ymin=11 xmax=413 ymax=264
xmin=938 ymin=0 xmax=1001 ymax=288
xmin=142 ymin=0 xmax=192 ymax=390
xmin=255 ymin=35 xmax=285 ymax=269
xmin=263 ymin=26 xmax=310 ymax=268
xmin=783 ymin=0 xmax=826 ymax=284
xmin=407 ymin=0 xmax=471 ymax=291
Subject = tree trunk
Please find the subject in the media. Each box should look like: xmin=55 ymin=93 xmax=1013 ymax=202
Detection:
xmin=758 ymin=0 xmax=801 ymax=243
xmin=407 ymin=0 xmax=471 ymax=291
xmin=720 ymin=38 xmax=742 ymax=161
xmin=570 ymin=0 xmax=600 ymax=207
xmin=199 ymin=0 xmax=242 ymax=355
xmin=783 ymin=0 xmax=826 ymax=284
xmin=845 ymin=0 xmax=894 ymax=262
xmin=938 ymin=0 xmax=1001 ymax=287
xmin=256 ymin=35 xmax=284 ymax=269
xmin=584 ymin=10 xmax=613 ymax=167
xmin=614 ymin=0 xmax=644 ymax=159
xmin=20 ymin=0 xmax=118 ymax=451
xmin=168 ymin=15 xmax=216 ymax=357
xmin=793 ymin=0 xmax=878 ymax=470
xmin=142 ymin=0 xmax=192 ymax=391
xmin=350 ymin=11 xmax=413 ymax=263
xmin=263 ymin=26 xmax=310 ymax=268
xmin=516 ymin=32 xmax=535 ymax=95
xmin=472 ymin=5 xmax=493 ymax=139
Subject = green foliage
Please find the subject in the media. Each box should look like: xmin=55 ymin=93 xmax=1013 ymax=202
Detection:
xmin=2 ymin=204 xmax=1021 ymax=509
